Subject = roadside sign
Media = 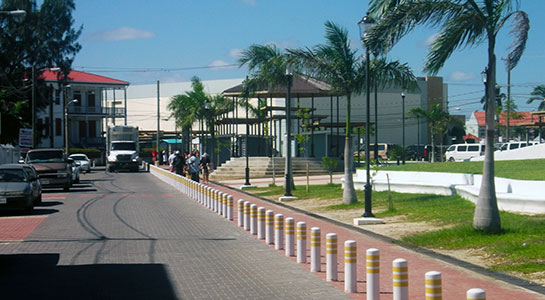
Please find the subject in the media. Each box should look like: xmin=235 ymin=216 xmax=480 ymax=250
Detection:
xmin=19 ymin=128 xmax=32 ymax=148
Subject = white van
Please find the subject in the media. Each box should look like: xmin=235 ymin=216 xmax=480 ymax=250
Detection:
xmin=445 ymin=144 xmax=485 ymax=162
xmin=498 ymin=141 xmax=536 ymax=151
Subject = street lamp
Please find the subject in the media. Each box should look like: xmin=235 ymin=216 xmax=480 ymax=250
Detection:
xmin=358 ymin=11 xmax=375 ymax=218
xmin=204 ymin=100 xmax=210 ymax=158
xmin=65 ymin=98 xmax=78 ymax=154
xmin=0 ymin=9 xmax=26 ymax=16
xmin=241 ymin=78 xmax=254 ymax=189
xmin=401 ymin=91 xmax=406 ymax=165
xmin=281 ymin=64 xmax=295 ymax=199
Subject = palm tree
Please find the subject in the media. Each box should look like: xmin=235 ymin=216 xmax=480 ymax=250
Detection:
xmin=368 ymin=0 xmax=529 ymax=232
xmin=527 ymin=85 xmax=545 ymax=112
xmin=407 ymin=104 xmax=451 ymax=162
xmin=288 ymin=21 xmax=365 ymax=204
xmin=238 ymin=44 xmax=296 ymax=191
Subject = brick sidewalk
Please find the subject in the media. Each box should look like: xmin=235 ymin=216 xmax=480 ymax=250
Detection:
xmin=203 ymin=181 xmax=543 ymax=300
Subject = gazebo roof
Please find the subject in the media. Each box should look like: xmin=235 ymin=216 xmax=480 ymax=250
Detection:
xmin=222 ymin=74 xmax=340 ymax=98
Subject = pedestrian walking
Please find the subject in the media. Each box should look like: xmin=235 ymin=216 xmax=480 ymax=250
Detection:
xmin=162 ymin=150 xmax=168 ymax=165
xmin=200 ymin=153 xmax=211 ymax=183
xmin=187 ymin=150 xmax=201 ymax=182
xmin=168 ymin=151 xmax=176 ymax=172
xmin=173 ymin=151 xmax=185 ymax=176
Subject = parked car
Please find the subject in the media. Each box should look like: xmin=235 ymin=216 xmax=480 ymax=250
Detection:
xmin=25 ymin=148 xmax=72 ymax=191
xmin=445 ymin=143 xmax=485 ymax=162
xmin=0 ymin=164 xmax=42 ymax=213
xmin=355 ymin=143 xmax=398 ymax=160
xmin=69 ymin=159 xmax=80 ymax=184
xmin=69 ymin=153 xmax=91 ymax=173
xmin=405 ymin=144 xmax=425 ymax=161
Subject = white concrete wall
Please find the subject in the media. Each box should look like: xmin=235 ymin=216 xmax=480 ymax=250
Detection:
xmin=470 ymin=143 xmax=545 ymax=161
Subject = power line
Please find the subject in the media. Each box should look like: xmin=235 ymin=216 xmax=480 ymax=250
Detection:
xmin=73 ymin=64 xmax=239 ymax=73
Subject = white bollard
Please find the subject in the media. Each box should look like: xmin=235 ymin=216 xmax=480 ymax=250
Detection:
xmin=250 ymin=204 xmax=258 ymax=235
xmin=425 ymin=271 xmax=441 ymax=300
xmin=274 ymin=214 xmax=284 ymax=250
xmin=243 ymin=201 xmax=251 ymax=231
xmin=285 ymin=217 xmax=295 ymax=257
xmin=205 ymin=187 xmax=210 ymax=208
xmin=296 ymin=221 xmax=307 ymax=264
xmin=344 ymin=240 xmax=357 ymax=293
xmin=257 ymin=207 xmax=265 ymax=240
xmin=393 ymin=258 xmax=408 ymax=300
xmin=214 ymin=190 xmax=219 ymax=212
xmin=222 ymin=193 xmax=228 ymax=218
xmin=467 ymin=288 xmax=486 ymax=300
xmin=218 ymin=192 xmax=225 ymax=215
xmin=227 ymin=195 xmax=233 ymax=221
xmin=265 ymin=210 xmax=274 ymax=244
xmin=237 ymin=199 xmax=244 ymax=227
xmin=366 ymin=248 xmax=380 ymax=300
xmin=310 ymin=227 xmax=320 ymax=272
xmin=326 ymin=233 xmax=337 ymax=281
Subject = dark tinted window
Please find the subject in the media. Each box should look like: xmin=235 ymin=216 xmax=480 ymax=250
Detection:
xmin=0 ymin=169 xmax=26 ymax=182
xmin=28 ymin=151 xmax=64 ymax=163
xmin=458 ymin=146 xmax=467 ymax=151
xmin=468 ymin=145 xmax=479 ymax=151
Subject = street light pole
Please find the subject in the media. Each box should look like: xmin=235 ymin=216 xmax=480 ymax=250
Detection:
xmin=358 ymin=12 xmax=375 ymax=218
xmin=401 ymin=91 xmax=406 ymax=165
xmin=65 ymin=99 xmax=78 ymax=154
xmin=283 ymin=66 xmax=294 ymax=198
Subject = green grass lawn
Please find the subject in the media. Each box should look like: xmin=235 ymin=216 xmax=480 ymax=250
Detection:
xmin=248 ymin=183 xmax=545 ymax=281
xmin=369 ymin=159 xmax=545 ymax=181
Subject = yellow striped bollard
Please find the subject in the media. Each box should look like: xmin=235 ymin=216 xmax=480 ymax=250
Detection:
xmin=243 ymin=201 xmax=251 ymax=231
xmin=467 ymin=288 xmax=485 ymax=300
xmin=425 ymin=271 xmax=442 ymax=300
xmin=217 ymin=192 xmax=224 ymax=215
xmin=257 ymin=207 xmax=265 ymax=240
xmin=227 ymin=195 xmax=233 ymax=221
xmin=274 ymin=214 xmax=284 ymax=250
xmin=393 ymin=258 xmax=408 ymax=300
xmin=366 ymin=248 xmax=380 ymax=300
xmin=285 ymin=217 xmax=295 ymax=257
xmin=326 ymin=233 xmax=337 ymax=281
xmin=250 ymin=204 xmax=257 ymax=235
xmin=207 ymin=187 xmax=212 ymax=209
xmin=237 ymin=199 xmax=244 ymax=227
xmin=310 ymin=227 xmax=320 ymax=272
xmin=265 ymin=210 xmax=274 ymax=244
xmin=344 ymin=240 xmax=357 ymax=293
xmin=222 ymin=193 xmax=228 ymax=218
xmin=296 ymin=221 xmax=306 ymax=264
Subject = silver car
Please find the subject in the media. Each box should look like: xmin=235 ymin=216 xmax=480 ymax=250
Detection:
xmin=69 ymin=154 xmax=91 ymax=173
xmin=0 ymin=164 xmax=42 ymax=213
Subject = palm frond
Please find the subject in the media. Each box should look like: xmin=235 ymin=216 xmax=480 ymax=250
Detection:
xmin=503 ymin=10 xmax=529 ymax=71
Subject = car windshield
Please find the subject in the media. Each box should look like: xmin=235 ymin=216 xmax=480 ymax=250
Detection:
xmin=0 ymin=169 xmax=26 ymax=182
xmin=70 ymin=155 xmax=87 ymax=161
xmin=111 ymin=143 xmax=136 ymax=151
xmin=27 ymin=151 xmax=64 ymax=163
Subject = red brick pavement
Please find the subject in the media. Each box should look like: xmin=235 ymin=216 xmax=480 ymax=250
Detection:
xmin=0 ymin=217 xmax=46 ymax=241
xmin=203 ymin=182 xmax=542 ymax=300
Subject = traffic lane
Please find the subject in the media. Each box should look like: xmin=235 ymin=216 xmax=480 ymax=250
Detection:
xmin=0 ymin=170 xmax=351 ymax=299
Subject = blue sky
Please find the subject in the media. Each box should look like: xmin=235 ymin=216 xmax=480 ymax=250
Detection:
xmin=72 ymin=0 xmax=545 ymax=118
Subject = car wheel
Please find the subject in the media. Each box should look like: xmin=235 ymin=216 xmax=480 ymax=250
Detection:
xmin=24 ymin=197 xmax=34 ymax=214
xmin=34 ymin=192 xmax=42 ymax=205
xmin=448 ymin=157 xmax=455 ymax=162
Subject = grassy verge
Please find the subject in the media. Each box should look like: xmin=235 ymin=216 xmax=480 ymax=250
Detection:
xmin=247 ymin=183 xmax=545 ymax=281
xmin=370 ymin=159 xmax=545 ymax=181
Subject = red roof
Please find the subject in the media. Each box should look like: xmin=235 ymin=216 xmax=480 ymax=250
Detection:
xmin=473 ymin=111 xmax=537 ymax=127
xmin=40 ymin=69 xmax=129 ymax=85
xmin=463 ymin=133 xmax=482 ymax=141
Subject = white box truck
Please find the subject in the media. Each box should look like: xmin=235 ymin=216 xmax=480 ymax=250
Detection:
xmin=106 ymin=124 xmax=140 ymax=172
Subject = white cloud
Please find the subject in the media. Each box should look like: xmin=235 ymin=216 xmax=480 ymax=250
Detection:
xmin=421 ymin=33 xmax=439 ymax=47
xmin=89 ymin=27 xmax=155 ymax=41
xmin=241 ymin=0 xmax=257 ymax=6
xmin=208 ymin=59 xmax=236 ymax=69
xmin=449 ymin=71 xmax=475 ymax=81
xmin=229 ymin=48 xmax=244 ymax=58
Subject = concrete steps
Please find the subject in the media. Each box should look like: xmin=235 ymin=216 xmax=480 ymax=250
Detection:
xmin=210 ymin=157 xmax=327 ymax=180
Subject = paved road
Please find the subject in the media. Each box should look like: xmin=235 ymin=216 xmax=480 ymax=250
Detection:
xmin=0 ymin=168 xmax=350 ymax=300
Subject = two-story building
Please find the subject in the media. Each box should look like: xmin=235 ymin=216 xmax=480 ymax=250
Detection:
xmin=36 ymin=70 xmax=129 ymax=152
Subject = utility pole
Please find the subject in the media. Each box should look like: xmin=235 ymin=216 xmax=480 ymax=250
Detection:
xmin=156 ymin=80 xmax=160 ymax=157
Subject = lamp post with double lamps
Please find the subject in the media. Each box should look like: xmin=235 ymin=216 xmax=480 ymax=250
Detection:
xmin=65 ymin=99 xmax=78 ymax=154
xmin=358 ymin=12 xmax=375 ymax=218
xmin=279 ymin=65 xmax=296 ymax=201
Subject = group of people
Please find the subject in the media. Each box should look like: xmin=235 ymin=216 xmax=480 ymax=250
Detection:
xmin=168 ymin=150 xmax=211 ymax=183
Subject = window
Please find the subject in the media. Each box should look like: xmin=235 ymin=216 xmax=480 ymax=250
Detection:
xmin=45 ymin=117 xmax=50 ymax=137
xmin=458 ymin=146 xmax=467 ymax=152
xmin=74 ymin=91 xmax=82 ymax=106
xmin=88 ymin=91 xmax=96 ymax=107
xmin=509 ymin=144 xmax=519 ymax=150
xmin=55 ymin=118 xmax=62 ymax=136
xmin=79 ymin=121 xmax=87 ymax=137
xmin=54 ymin=89 xmax=61 ymax=105
xmin=468 ymin=145 xmax=479 ymax=151
xmin=89 ymin=120 xmax=97 ymax=137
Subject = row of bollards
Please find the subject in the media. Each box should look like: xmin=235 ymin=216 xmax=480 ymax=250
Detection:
xmin=160 ymin=167 xmax=487 ymax=300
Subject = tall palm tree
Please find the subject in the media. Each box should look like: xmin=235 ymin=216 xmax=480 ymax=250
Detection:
xmin=368 ymin=0 xmax=529 ymax=232
xmin=407 ymin=104 xmax=451 ymax=162
xmin=289 ymin=21 xmax=365 ymax=204
xmin=238 ymin=44 xmax=296 ymax=191
xmin=527 ymin=85 xmax=545 ymax=112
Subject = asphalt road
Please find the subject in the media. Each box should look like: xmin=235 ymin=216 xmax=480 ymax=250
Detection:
xmin=0 ymin=167 xmax=350 ymax=300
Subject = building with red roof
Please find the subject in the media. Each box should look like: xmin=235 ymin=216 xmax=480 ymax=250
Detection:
xmin=36 ymin=69 xmax=129 ymax=154
xmin=466 ymin=111 xmax=540 ymax=141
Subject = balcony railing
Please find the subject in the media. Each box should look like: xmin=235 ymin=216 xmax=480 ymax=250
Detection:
xmin=68 ymin=106 xmax=125 ymax=117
